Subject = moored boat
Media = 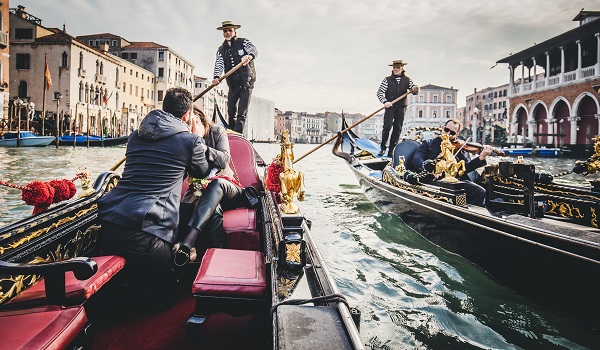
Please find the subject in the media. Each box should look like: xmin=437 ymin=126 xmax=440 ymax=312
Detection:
xmin=333 ymin=119 xmax=600 ymax=327
xmin=0 ymin=131 xmax=55 ymax=147
xmin=50 ymin=134 xmax=129 ymax=147
xmin=0 ymin=131 xmax=363 ymax=349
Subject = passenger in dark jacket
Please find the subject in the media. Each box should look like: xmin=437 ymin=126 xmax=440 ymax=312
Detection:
xmin=411 ymin=119 xmax=492 ymax=206
xmin=98 ymin=87 xmax=211 ymax=308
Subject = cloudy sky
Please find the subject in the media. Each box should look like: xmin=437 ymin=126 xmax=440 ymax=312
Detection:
xmin=14 ymin=0 xmax=599 ymax=114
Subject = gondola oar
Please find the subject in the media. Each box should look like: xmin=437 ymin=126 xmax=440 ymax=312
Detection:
xmin=294 ymin=86 xmax=418 ymax=164
xmin=110 ymin=156 xmax=126 ymax=171
xmin=193 ymin=57 xmax=252 ymax=102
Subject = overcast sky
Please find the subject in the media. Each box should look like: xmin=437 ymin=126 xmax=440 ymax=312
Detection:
xmin=14 ymin=0 xmax=599 ymax=114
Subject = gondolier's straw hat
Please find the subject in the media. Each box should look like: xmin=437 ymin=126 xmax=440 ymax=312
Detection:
xmin=389 ymin=60 xmax=407 ymax=66
xmin=217 ymin=21 xmax=241 ymax=30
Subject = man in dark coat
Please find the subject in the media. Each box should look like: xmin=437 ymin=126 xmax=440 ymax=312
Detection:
xmin=376 ymin=59 xmax=418 ymax=157
xmin=411 ymin=119 xmax=492 ymax=206
xmin=212 ymin=20 xmax=258 ymax=134
xmin=98 ymin=87 xmax=211 ymax=307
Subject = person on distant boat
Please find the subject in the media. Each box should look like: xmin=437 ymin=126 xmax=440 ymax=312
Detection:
xmin=376 ymin=59 xmax=418 ymax=157
xmin=98 ymin=87 xmax=211 ymax=307
xmin=174 ymin=108 xmax=242 ymax=266
xmin=411 ymin=119 xmax=492 ymax=206
xmin=212 ymin=20 xmax=258 ymax=134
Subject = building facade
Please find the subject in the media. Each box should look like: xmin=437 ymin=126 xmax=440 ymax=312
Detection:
xmin=0 ymin=2 xmax=9 ymax=122
xmin=403 ymin=84 xmax=458 ymax=134
xmin=464 ymin=84 xmax=509 ymax=143
xmin=497 ymin=10 xmax=600 ymax=149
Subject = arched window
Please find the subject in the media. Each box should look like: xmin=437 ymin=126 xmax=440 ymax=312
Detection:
xmin=85 ymin=83 xmax=89 ymax=103
xmin=79 ymin=52 xmax=83 ymax=70
xmin=79 ymin=81 xmax=84 ymax=102
xmin=116 ymin=67 xmax=119 ymax=83
xmin=100 ymin=62 xmax=104 ymax=75
xmin=61 ymin=51 xmax=68 ymax=67
xmin=18 ymin=81 xmax=28 ymax=98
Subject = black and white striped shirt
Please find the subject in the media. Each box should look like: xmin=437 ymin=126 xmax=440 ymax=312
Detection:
xmin=377 ymin=75 xmax=414 ymax=104
xmin=213 ymin=37 xmax=258 ymax=79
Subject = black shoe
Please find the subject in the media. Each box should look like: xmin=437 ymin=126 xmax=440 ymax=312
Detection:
xmin=378 ymin=150 xmax=386 ymax=157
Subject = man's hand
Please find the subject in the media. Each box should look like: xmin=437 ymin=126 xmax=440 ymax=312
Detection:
xmin=242 ymin=55 xmax=252 ymax=66
xmin=479 ymin=145 xmax=493 ymax=161
xmin=412 ymin=85 xmax=419 ymax=95
xmin=384 ymin=102 xmax=393 ymax=108
xmin=212 ymin=78 xmax=220 ymax=86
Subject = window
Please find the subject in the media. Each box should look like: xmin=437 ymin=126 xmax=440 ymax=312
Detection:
xmin=100 ymin=62 xmax=104 ymax=75
xmin=158 ymin=68 xmax=164 ymax=77
xmin=433 ymin=95 xmax=438 ymax=103
xmin=123 ymin=82 xmax=126 ymax=92
xmin=16 ymin=53 xmax=30 ymax=69
xmin=79 ymin=52 xmax=83 ymax=69
xmin=116 ymin=68 xmax=120 ymax=82
xmin=79 ymin=82 xmax=84 ymax=102
xmin=135 ymin=72 xmax=138 ymax=78
xmin=158 ymin=90 xmax=164 ymax=101
xmin=494 ymin=92 xmax=498 ymax=98
xmin=89 ymin=40 xmax=93 ymax=46
xmin=112 ymin=40 xmax=117 ymax=47
xmin=130 ymin=69 xmax=133 ymax=76
xmin=18 ymin=81 xmax=27 ymax=98
xmin=61 ymin=51 xmax=68 ymax=67
xmin=433 ymin=109 xmax=437 ymax=118
xmin=14 ymin=28 xmax=33 ymax=40
xmin=122 ymin=53 xmax=129 ymax=59
xmin=158 ymin=52 xmax=164 ymax=61
xmin=446 ymin=110 xmax=450 ymax=118
xmin=418 ymin=110 xmax=423 ymax=118
xmin=95 ymin=40 xmax=99 ymax=46
xmin=446 ymin=94 xmax=452 ymax=103
xmin=135 ymin=86 xmax=138 ymax=96
xmin=130 ymin=53 xmax=137 ymax=59
xmin=419 ymin=95 xmax=423 ymax=103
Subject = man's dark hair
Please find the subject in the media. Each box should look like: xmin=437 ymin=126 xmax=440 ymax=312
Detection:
xmin=162 ymin=87 xmax=192 ymax=119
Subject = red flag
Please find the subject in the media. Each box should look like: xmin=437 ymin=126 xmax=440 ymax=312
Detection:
xmin=103 ymin=91 xmax=108 ymax=105
xmin=44 ymin=61 xmax=52 ymax=90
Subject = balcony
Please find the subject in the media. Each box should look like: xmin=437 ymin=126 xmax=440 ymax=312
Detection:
xmin=511 ymin=64 xmax=599 ymax=96
xmin=0 ymin=32 xmax=8 ymax=48
xmin=156 ymin=76 xmax=165 ymax=83
xmin=78 ymin=68 xmax=86 ymax=78
xmin=95 ymin=74 xmax=107 ymax=84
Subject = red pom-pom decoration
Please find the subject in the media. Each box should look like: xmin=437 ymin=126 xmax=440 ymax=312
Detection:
xmin=49 ymin=179 xmax=77 ymax=203
xmin=265 ymin=160 xmax=283 ymax=193
xmin=22 ymin=181 xmax=55 ymax=207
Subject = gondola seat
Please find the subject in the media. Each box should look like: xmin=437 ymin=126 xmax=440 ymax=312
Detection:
xmin=187 ymin=248 xmax=267 ymax=338
xmin=392 ymin=139 xmax=421 ymax=171
xmin=0 ymin=305 xmax=88 ymax=350
xmin=6 ymin=255 xmax=126 ymax=308
xmin=223 ymin=208 xmax=260 ymax=251
xmin=228 ymin=133 xmax=264 ymax=190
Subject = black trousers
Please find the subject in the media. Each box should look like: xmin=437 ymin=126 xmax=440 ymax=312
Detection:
xmin=100 ymin=221 xmax=178 ymax=306
xmin=227 ymin=86 xmax=253 ymax=133
xmin=380 ymin=106 xmax=406 ymax=154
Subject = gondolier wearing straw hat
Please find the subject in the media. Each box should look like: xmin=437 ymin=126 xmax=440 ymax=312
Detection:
xmin=212 ymin=20 xmax=258 ymax=134
xmin=376 ymin=59 xmax=418 ymax=157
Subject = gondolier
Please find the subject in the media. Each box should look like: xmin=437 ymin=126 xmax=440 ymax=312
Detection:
xmin=212 ymin=20 xmax=258 ymax=134
xmin=376 ymin=59 xmax=418 ymax=157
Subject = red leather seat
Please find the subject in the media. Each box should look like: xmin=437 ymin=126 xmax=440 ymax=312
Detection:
xmin=227 ymin=134 xmax=264 ymax=190
xmin=223 ymin=208 xmax=260 ymax=251
xmin=7 ymin=255 xmax=126 ymax=307
xmin=192 ymin=248 xmax=266 ymax=299
xmin=0 ymin=305 xmax=87 ymax=350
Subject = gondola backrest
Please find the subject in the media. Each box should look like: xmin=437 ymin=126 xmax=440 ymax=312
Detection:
xmin=392 ymin=139 xmax=420 ymax=171
xmin=228 ymin=134 xmax=264 ymax=190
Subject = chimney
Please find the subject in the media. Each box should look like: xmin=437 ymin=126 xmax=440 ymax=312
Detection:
xmin=17 ymin=5 xmax=27 ymax=18
xmin=474 ymin=88 xmax=477 ymax=94
xmin=99 ymin=42 xmax=109 ymax=53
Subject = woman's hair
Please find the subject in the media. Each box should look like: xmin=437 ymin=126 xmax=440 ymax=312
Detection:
xmin=194 ymin=107 xmax=212 ymax=131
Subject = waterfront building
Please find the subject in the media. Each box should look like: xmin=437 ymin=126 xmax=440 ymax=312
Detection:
xmin=246 ymin=95 xmax=275 ymax=142
xmin=464 ymin=84 xmax=510 ymax=143
xmin=275 ymin=109 xmax=291 ymax=140
xmin=0 ymin=1 xmax=8 ymax=121
xmin=192 ymin=75 xmax=227 ymax=122
xmin=9 ymin=6 xmax=155 ymax=136
xmin=76 ymin=33 xmax=194 ymax=110
xmin=496 ymin=9 xmax=600 ymax=151
xmin=404 ymin=84 xmax=458 ymax=134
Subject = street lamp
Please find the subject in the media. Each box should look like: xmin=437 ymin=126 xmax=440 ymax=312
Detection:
xmin=472 ymin=107 xmax=479 ymax=142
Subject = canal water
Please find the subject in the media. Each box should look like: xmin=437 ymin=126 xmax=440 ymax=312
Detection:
xmin=1 ymin=143 xmax=598 ymax=349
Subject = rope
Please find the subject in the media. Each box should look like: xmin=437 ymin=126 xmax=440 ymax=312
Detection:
xmin=270 ymin=293 xmax=350 ymax=318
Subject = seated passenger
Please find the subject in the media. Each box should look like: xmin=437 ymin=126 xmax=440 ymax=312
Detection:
xmin=174 ymin=109 xmax=247 ymax=266
xmin=98 ymin=88 xmax=211 ymax=307
xmin=411 ymin=119 xmax=492 ymax=206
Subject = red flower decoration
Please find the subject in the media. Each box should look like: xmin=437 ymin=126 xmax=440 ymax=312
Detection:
xmin=49 ymin=179 xmax=77 ymax=203
xmin=266 ymin=160 xmax=283 ymax=193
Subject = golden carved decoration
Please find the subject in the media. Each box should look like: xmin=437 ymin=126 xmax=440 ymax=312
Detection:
xmin=382 ymin=169 xmax=451 ymax=204
xmin=434 ymin=134 xmax=465 ymax=182
xmin=285 ymin=242 xmax=302 ymax=263
xmin=78 ymin=167 xmax=95 ymax=197
xmin=546 ymin=200 xmax=584 ymax=219
xmin=0 ymin=204 xmax=97 ymax=255
xmin=394 ymin=156 xmax=406 ymax=176
xmin=277 ymin=276 xmax=298 ymax=299
xmin=278 ymin=130 xmax=305 ymax=214
xmin=591 ymin=207 xmax=598 ymax=228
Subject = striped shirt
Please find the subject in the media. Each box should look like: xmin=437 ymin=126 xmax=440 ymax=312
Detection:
xmin=213 ymin=37 xmax=258 ymax=79
xmin=377 ymin=75 xmax=414 ymax=104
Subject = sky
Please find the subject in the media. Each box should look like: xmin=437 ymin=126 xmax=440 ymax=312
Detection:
xmin=13 ymin=0 xmax=600 ymax=115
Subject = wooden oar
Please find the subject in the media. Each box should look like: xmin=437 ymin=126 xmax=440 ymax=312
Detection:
xmin=110 ymin=156 xmax=126 ymax=171
xmin=193 ymin=57 xmax=253 ymax=102
xmin=294 ymin=87 xmax=418 ymax=164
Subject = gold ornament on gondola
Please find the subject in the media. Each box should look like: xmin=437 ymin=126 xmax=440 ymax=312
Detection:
xmin=434 ymin=134 xmax=466 ymax=182
xmin=277 ymin=130 xmax=305 ymax=214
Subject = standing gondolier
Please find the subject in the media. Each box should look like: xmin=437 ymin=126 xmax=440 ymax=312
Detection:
xmin=212 ymin=20 xmax=258 ymax=134
xmin=376 ymin=59 xmax=418 ymax=157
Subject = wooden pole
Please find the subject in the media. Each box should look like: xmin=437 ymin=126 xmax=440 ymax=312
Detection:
xmin=41 ymin=54 xmax=48 ymax=136
xmin=86 ymin=104 xmax=90 ymax=148
xmin=110 ymin=156 xmax=126 ymax=171
xmin=55 ymin=98 xmax=60 ymax=148
xmin=294 ymin=87 xmax=417 ymax=164
xmin=192 ymin=58 xmax=252 ymax=102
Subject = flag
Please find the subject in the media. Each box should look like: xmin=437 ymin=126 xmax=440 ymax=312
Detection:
xmin=44 ymin=61 xmax=52 ymax=90
xmin=103 ymin=91 xmax=108 ymax=105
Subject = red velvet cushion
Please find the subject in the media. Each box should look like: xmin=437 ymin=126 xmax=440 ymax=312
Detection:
xmin=8 ymin=255 xmax=126 ymax=306
xmin=228 ymin=134 xmax=263 ymax=190
xmin=223 ymin=208 xmax=256 ymax=232
xmin=192 ymin=248 xmax=266 ymax=298
xmin=0 ymin=305 xmax=87 ymax=350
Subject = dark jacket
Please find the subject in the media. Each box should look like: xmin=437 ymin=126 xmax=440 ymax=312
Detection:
xmin=218 ymin=36 xmax=257 ymax=89
xmin=385 ymin=72 xmax=412 ymax=107
xmin=98 ymin=110 xmax=211 ymax=243
xmin=411 ymin=137 xmax=486 ymax=176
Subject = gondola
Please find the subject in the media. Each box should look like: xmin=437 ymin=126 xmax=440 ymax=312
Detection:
xmin=333 ymin=118 xmax=600 ymax=327
xmin=0 ymin=131 xmax=363 ymax=349
xmin=50 ymin=135 xmax=129 ymax=147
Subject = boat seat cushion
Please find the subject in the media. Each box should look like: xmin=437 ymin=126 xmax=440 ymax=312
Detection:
xmin=223 ymin=208 xmax=260 ymax=251
xmin=192 ymin=248 xmax=266 ymax=299
xmin=7 ymin=255 xmax=126 ymax=307
xmin=393 ymin=139 xmax=421 ymax=170
xmin=228 ymin=134 xmax=264 ymax=190
xmin=0 ymin=305 xmax=87 ymax=350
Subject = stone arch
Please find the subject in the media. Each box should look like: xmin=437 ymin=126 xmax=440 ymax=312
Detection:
xmin=530 ymin=101 xmax=549 ymax=145
xmin=573 ymin=92 xmax=599 ymax=145
xmin=549 ymin=97 xmax=572 ymax=145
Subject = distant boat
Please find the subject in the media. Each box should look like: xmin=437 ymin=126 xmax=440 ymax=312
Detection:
xmin=0 ymin=132 xmax=55 ymax=147
xmin=501 ymin=147 xmax=571 ymax=157
xmin=51 ymin=135 xmax=129 ymax=147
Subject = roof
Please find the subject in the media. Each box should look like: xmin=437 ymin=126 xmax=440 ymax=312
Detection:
xmin=76 ymin=33 xmax=121 ymax=39
xmin=123 ymin=42 xmax=167 ymax=49
xmin=420 ymin=84 xmax=456 ymax=91
xmin=573 ymin=10 xmax=600 ymax=21
xmin=497 ymin=17 xmax=600 ymax=65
